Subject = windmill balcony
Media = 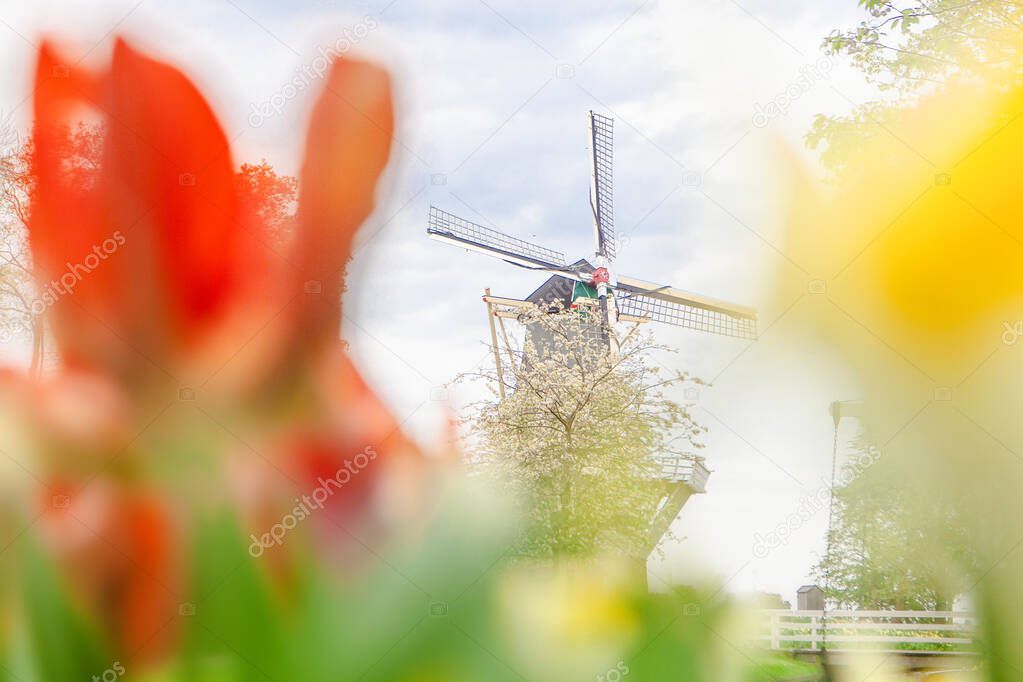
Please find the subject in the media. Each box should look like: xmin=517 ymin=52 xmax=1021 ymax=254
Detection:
xmin=652 ymin=454 xmax=710 ymax=492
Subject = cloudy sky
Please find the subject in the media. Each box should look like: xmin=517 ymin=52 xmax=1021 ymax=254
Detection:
xmin=0 ymin=0 xmax=883 ymax=604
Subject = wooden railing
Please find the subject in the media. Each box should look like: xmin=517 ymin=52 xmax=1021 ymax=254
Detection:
xmin=758 ymin=610 xmax=977 ymax=653
xmin=652 ymin=454 xmax=709 ymax=492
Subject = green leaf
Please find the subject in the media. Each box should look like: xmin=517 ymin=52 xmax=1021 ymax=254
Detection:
xmin=20 ymin=536 xmax=110 ymax=681
xmin=179 ymin=511 xmax=287 ymax=682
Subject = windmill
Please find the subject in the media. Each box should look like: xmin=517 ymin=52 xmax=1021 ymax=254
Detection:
xmin=426 ymin=111 xmax=757 ymax=568
xmin=427 ymin=110 xmax=758 ymax=345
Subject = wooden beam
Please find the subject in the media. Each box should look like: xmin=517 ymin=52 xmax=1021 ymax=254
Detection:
xmin=482 ymin=295 xmax=532 ymax=309
xmin=484 ymin=288 xmax=505 ymax=401
xmin=496 ymin=310 xmax=517 ymax=374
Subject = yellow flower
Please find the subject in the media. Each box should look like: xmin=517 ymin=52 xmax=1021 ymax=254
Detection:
xmin=497 ymin=559 xmax=638 ymax=682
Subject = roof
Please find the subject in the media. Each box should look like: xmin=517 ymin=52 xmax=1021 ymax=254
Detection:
xmin=797 ymin=585 xmax=822 ymax=593
xmin=524 ymin=259 xmax=593 ymax=308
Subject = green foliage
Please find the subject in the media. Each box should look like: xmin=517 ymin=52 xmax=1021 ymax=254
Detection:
xmin=19 ymin=535 xmax=110 ymax=681
xmin=742 ymin=654 xmax=818 ymax=682
xmin=824 ymin=1 xmax=1023 ymax=90
xmin=811 ymin=1 xmax=1023 ymax=168
xmin=180 ymin=512 xmax=289 ymax=680
xmin=805 ymin=103 xmax=888 ymax=171
xmin=1 ymin=466 xmax=821 ymax=681
xmin=813 ymin=439 xmax=976 ymax=611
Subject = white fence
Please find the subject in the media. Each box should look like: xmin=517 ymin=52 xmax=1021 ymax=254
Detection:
xmin=758 ymin=610 xmax=977 ymax=653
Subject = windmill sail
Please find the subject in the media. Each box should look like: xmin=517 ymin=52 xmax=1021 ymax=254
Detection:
xmin=427 ymin=206 xmax=566 ymax=270
xmin=426 ymin=109 xmax=759 ymax=343
xmin=614 ymin=276 xmax=757 ymax=340
xmin=588 ymin=111 xmax=615 ymax=260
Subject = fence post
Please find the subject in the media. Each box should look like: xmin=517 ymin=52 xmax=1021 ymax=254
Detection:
xmin=810 ymin=613 xmax=819 ymax=650
xmin=771 ymin=613 xmax=780 ymax=650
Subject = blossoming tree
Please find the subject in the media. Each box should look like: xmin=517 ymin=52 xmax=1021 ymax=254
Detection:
xmin=463 ymin=303 xmax=705 ymax=560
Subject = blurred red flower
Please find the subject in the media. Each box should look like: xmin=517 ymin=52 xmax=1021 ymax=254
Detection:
xmin=25 ymin=37 xmax=420 ymax=664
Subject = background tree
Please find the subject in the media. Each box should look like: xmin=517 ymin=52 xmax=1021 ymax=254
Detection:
xmin=0 ymin=127 xmax=297 ymax=376
xmin=462 ymin=303 xmax=705 ymax=560
xmin=812 ymin=440 xmax=977 ymax=610
xmin=236 ymin=159 xmax=298 ymax=250
xmin=750 ymin=592 xmax=792 ymax=610
xmin=810 ymin=1 xmax=1023 ymax=168
xmin=807 ymin=0 xmax=1012 ymax=615
xmin=0 ymin=121 xmax=103 ymax=376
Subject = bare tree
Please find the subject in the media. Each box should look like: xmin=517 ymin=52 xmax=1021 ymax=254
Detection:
xmin=0 ymin=116 xmax=44 ymax=376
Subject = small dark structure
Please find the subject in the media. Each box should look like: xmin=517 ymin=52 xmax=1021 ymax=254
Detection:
xmin=797 ymin=584 xmax=825 ymax=611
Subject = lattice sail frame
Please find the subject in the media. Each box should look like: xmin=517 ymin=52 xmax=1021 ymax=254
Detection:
xmin=589 ymin=112 xmax=615 ymax=260
xmin=428 ymin=206 xmax=566 ymax=267
xmin=427 ymin=111 xmax=760 ymax=343
xmin=615 ymin=292 xmax=758 ymax=340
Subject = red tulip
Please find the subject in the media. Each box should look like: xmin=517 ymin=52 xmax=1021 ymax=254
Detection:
xmin=30 ymin=37 xmax=394 ymax=389
xmin=36 ymin=479 xmax=180 ymax=662
xmin=25 ymin=36 xmax=417 ymax=664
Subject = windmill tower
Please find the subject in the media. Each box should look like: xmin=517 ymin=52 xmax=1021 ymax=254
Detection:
xmin=427 ymin=111 xmax=756 ymax=561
